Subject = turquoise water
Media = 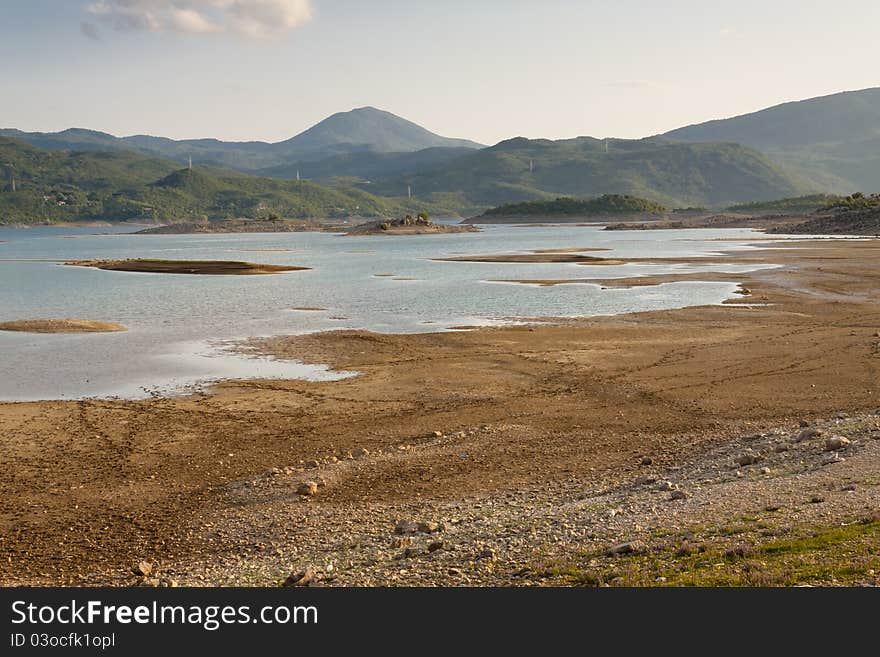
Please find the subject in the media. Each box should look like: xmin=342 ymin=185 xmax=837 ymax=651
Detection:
xmin=0 ymin=223 xmax=778 ymax=401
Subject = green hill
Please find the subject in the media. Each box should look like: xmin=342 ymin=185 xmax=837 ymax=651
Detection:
xmin=365 ymin=136 xmax=812 ymax=210
xmin=664 ymin=87 xmax=880 ymax=193
xmin=724 ymin=194 xmax=844 ymax=215
xmin=476 ymin=194 xmax=667 ymax=220
xmin=0 ymin=137 xmax=432 ymax=224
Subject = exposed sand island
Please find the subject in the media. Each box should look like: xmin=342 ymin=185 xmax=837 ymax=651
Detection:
xmin=65 ymin=259 xmax=309 ymax=275
xmin=346 ymin=214 xmax=479 ymax=236
xmin=435 ymin=253 xmax=626 ymax=265
xmin=0 ymin=319 xmax=127 ymax=333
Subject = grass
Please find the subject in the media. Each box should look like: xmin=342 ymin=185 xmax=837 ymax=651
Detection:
xmin=537 ymin=518 xmax=880 ymax=587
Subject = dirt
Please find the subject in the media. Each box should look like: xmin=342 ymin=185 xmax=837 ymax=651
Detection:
xmin=1 ymin=239 xmax=879 ymax=586
xmin=65 ymin=259 xmax=309 ymax=275
xmin=0 ymin=319 xmax=127 ymax=333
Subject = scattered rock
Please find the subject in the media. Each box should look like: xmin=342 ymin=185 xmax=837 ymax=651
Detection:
xmin=282 ymin=568 xmax=317 ymax=587
xmin=824 ymin=435 xmax=851 ymax=451
xmin=605 ymin=542 xmax=643 ymax=556
xmin=297 ymin=481 xmax=319 ymax=496
xmin=670 ymin=489 xmax=690 ymax=501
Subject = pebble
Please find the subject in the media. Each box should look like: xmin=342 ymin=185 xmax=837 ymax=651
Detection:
xmin=297 ymin=481 xmax=319 ymax=496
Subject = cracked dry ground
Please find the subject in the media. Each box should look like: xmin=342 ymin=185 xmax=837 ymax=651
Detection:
xmin=1 ymin=239 xmax=879 ymax=586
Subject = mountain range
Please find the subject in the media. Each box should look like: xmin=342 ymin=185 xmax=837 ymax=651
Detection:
xmin=2 ymin=87 xmax=879 ymax=220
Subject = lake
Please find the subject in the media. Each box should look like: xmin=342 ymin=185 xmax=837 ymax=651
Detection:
xmin=0 ymin=223 xmax=780 ymax=401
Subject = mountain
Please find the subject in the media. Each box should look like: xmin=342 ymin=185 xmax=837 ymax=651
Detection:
xmin=0 ymin=107 xmax=483 ymax=174
xmin=364 ymin=136 xmax=812 ymax=209
xmin=0 ymin=137 xmax=432 ymax=224
xmin=664 ymin=87 xmax=880 ymax=192
xmin=273 ymin=107 xmax=483 ymax=159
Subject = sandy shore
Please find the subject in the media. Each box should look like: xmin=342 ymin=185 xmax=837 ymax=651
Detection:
xmin=0 ymin=319 xmax=127 ymax=333
xmin=1 ymin=239 xmax=879 ymax=586
xmin=66 ymin=258 xmax=309 ymax=275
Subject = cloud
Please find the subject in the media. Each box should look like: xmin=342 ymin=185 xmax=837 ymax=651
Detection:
xmin=80 ymin=21 xmax=102 ymax=41
xmin=83 ymin=0 xmax=314 ymax=39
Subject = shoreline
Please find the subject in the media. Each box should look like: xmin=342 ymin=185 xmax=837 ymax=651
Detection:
xmin=1 ymin=238 xmax=879 ymax=586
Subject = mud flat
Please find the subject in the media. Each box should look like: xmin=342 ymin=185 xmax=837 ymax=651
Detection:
xmin=2 ymin=239 xmax=880 ymax=586
xmin=0 ymin=319 xmax=127 ymax=333
xmin=65 ymin=259 xmax=309 ymax=275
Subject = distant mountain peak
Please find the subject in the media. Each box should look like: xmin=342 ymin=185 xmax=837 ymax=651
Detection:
xmin=278 ymin=107 xmax=484 ymax=158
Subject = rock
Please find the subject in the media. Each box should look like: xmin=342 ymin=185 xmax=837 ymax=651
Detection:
xmin=352 ymin=447 xmax=370 ymax=458
xmin=606 ymin=542 xmax=643 ymax=556
xmin=658 ymin=480 xmax=676 ymax=491
xmin=417 ymin=521 xmax=441 ymax=534
xmin=297 ymin=481 xmax=319 ymax=496
xmin=735 ymin=451 xmax=761 ymax=466
xmin=809 ymin=495 xmax=825 ymax=504
xmin=477 ymin=548 xmax=496 ymax=561
xmin=799 ymin=419 xmax=811 ymax=427
xmin=133 ymin=561 xmax=153 ymax=577
xmin=282 ymin=568 xmax=317 ymax=587
xmin=140 ymin=577 xmax=161 ymax=587
xmin=760 ymin=467 xmax=771 ymax=475
xmin=773 ymin=443 xmax=789 ymax=453
xmin=635 ymin=474 xmax=657 ymax=486
xmin=824 ymin=435 xmax=851 ymax=451
xmin=428 ymin=540 xmax=445 ymax=552
xmin=390 ymin=536 xmax=412 ymax=548
xmin=403 ymin=547 xmax=421 ymax=559
xmin=432 ymin=431 xmax=443 ymax=438
xmin=305 ymin=459 xmax=320 ymax=468
xmin=670 ymin=489 xmax=690 ymax=501
xmin=796 ymin=427 xmax=823 ymax=442
xmin=394 ymin=519 xmax=419 ymax=535
xmin=640 ymin=456 xmax=654 ymax=466
xmin=822 ymin=453 xmax=845 ymax=466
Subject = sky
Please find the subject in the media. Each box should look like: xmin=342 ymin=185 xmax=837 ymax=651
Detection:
xmin=2 ymin=0 xmax=879 ymax=145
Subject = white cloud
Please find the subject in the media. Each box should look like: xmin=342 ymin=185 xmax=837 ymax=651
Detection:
xmin=84 ymin=0 xmax=314 ymax=39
